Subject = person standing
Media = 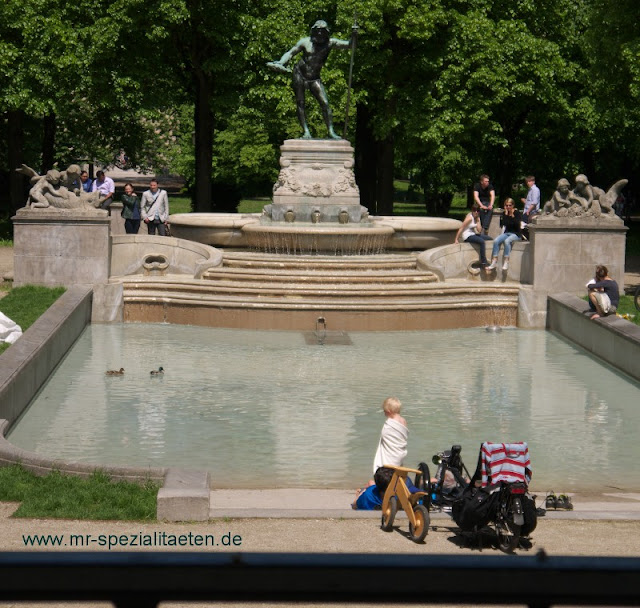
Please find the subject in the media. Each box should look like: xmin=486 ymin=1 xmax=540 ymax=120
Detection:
xmin=141 ymin=179 xmax=169 ymax=236
xmin=521 ymin=175 xmax=541 ymax=223
xmin=372 ymin=397 xmax=408 ymax=475
xmin=80 ymin=171 xmax=93 ymax=193
xmin=91 ymin=170 xmax=115 ymax=208
xmin=120 ymin=182 xmax=141 ymax=234
xmin=473 ymin=174 xmax=495 ymax=235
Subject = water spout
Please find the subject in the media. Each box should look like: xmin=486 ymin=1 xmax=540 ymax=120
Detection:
xmin=315 ymin=316 xmax=327 ymax=344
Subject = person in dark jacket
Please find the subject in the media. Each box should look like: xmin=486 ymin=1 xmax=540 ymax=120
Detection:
xmin=120 ymin=182 xmax=141 ymax=234
xmin=486 ymin=198 xmax=522 ymax=272
xmin=588 ymin=265 xmax=619 ymax=320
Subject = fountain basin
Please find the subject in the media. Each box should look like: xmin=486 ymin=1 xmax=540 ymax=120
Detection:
xmin=242 ymin=221 xmax=394 ymax=255
xmin=168 ymin=213 xmax=461 ymax=252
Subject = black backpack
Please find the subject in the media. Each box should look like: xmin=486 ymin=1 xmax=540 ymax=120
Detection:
xmin=452 ymin=485 xmax=499 ymax=531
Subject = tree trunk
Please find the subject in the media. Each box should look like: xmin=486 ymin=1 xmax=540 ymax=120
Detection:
xmin=354 ymin=103 xmax=377 ymax=213
xmin=193 ymin=69 xmax=214 ymax=213
xmin=354 ymin=104 xmax=395 ymax=215
xmin=376 ymin=134 xmax=394 ymax=216
xmin=41 ymin=112 xmax=56 ymax=173
xmin=8 ymin=110 xmax=26 ymax=213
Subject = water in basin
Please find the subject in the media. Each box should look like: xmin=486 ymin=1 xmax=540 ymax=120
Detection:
xmin=8 ymin=324 xmax=640 ymax=491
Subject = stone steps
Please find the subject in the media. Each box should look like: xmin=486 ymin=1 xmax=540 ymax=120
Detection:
xmin=221 ymin=251 xmax=418 ymax=271
xmin=118 ymin=252 xmax=520 ymax=329
xmin=202 ymin=268 xmax=439 ymax=286
xmin=120 ymin=277 xmax=519 ymax=309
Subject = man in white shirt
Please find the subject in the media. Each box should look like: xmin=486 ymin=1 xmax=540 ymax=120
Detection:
xmin=521 ymin=175 xmax=540 ymax=223
xmin=90 ymin=170 xmax=115 ymax=208
xmin=141 ymin=179 xmax=170 ymax=236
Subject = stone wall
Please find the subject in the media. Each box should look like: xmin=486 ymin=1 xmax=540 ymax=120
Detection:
xmin=12 ymin=209 xmax=111 ymax=287
xmin=547 ymin=293 xmax=640 ymax=382
xmin=530 ymin=217 xmax=627 ymax=295
xmin=0 ymin=286 xmax=92 ymax=425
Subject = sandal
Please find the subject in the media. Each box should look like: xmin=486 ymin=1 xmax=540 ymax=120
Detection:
xmin=545 ymin=492 xmax=557 ymax=509
xmin=556 ymin=494 xmax=573 ymax=510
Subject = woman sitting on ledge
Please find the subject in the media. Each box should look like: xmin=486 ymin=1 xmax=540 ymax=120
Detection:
xmin=486 ymin=198 xmax=522 ymax=272
xmin=587 ymin=265 xmax=619 ymax=320
xmin=454 ymin=203 xmax=492 ymax=268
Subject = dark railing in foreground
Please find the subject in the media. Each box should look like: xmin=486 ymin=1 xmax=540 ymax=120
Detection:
xmin=0 ymin=552 xmax=638 ymax=608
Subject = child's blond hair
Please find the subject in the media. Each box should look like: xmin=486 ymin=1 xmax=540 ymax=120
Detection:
xmin=382 ymin=396 xmax=402 ymax=415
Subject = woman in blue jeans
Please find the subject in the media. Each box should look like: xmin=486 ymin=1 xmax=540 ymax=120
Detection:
xmin=454 ymin=203 xmax=492 ymax=266
xmin=487 ymin=198 xmax=522 ymax=271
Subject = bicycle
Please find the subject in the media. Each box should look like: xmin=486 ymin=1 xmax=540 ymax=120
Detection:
xmin=634 ymin=284 xmax=640 ymax=311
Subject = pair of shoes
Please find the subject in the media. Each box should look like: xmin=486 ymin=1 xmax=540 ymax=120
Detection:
xmin=556 ymin=494 xmax=573 ymax=510
xmin=486 ymin=260 xmax=497 ymax=270
xmin=502 ymin=260 xmax=509 ymax=271
xmin=545 ymin=492 xmax=557 ymax=509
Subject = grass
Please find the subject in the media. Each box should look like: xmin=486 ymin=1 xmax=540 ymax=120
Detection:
xmin=0 ymin=465 xmax=159 ymax=520
xmin=615 ymin=295 xmax=640 ymax=325
xmin=0 ymin=285 xmax=65 ymax=355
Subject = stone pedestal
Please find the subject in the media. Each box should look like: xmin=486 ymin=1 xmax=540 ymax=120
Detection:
xmin=12 ymin=208 xmax=111 ymax=287
xmin=529 ymin=215 xmax=627 ymax=295
xmin=108 ymin=202 xmax=126 ymax=235
xmin=269 ymin=139 xmax=365 ymax=223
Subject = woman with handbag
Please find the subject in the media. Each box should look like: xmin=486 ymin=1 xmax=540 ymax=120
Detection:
xmin=454 ymin=203 xmax=492 ymax=268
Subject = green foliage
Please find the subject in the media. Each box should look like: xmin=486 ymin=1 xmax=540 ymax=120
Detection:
xmin=3 ymin=0 xmax=640 ymax=215
xmin=0 ymin=465 xmax=159 ymax=520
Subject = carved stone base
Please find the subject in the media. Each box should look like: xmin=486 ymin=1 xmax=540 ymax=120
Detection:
xmin=12 ymin=207 xmax=110 ymax=287
xmin=529 ymin=216 xmax=627 ymax=294
xmin=270 ymin=139 xmax=365 ymax=223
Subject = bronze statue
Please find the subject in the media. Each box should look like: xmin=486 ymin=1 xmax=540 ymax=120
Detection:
xmin=268 ymin=20 xmax=357 ymax=140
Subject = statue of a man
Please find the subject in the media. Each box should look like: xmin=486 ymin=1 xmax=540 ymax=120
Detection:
xmin=269 ymin=20 xmax=356 ymax=140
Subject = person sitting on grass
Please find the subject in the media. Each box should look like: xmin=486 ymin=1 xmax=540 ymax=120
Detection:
xmin=587 ymin=264 xmax=619 ymax=320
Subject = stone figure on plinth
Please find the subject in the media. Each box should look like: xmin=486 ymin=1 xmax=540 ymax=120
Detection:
xmin=540 ymin=174 xmax=627 ymax=221
xmin=16 ymin=164 xmax=104 ymax=210
xmin=268 ymin=20 xmax=357 ymax=140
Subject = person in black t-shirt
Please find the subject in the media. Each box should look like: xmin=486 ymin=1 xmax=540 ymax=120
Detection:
xmin=473 ymin=174 xmax=495 ymax=234
xmin=486 ymin=198 xmax=522 ymax=272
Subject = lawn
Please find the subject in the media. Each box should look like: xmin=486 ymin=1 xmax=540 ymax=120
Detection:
xmin=0 ymin=285 xmax=65 ymax=355
xmin=0 ymin=465 xmax=159 ymax=520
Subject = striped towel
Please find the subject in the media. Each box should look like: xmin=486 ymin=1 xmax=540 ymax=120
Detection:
xmin=480 ymin=442 xmax=531 ymax=487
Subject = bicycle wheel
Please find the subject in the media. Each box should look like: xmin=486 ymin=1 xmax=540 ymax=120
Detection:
xmin=409 ymin=504 xmax=430 ymax=543
xmin=380 ymin=495 xmax=398 ymax=531
xmin=496 ymin=519 xmax=521 ymax=553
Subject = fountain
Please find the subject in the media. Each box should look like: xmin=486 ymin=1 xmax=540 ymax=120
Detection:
xmin=168 ymin=138 xmax=459 ymax=254
xmin=170 ymin=20 xmax=460 ymax=254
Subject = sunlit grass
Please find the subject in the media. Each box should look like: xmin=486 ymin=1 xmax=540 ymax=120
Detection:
xmin=0 ymin=465 xmax=159 ymax=520
xmin=0 ymin=285 xmax=65 ymax=355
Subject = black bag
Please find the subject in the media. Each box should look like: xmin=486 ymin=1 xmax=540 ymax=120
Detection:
xmin=452 ymin=486 xmax=499 ymax=531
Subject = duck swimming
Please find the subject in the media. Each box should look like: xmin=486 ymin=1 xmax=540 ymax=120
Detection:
xmin=150 ymin=367 xmax=164 ymax=376
xmin=106 ymin=368 xmax=125 ymax=376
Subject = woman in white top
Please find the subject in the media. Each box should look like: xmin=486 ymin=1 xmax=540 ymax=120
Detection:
xmin=454 ymin=203 xmax=492 ymax=267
